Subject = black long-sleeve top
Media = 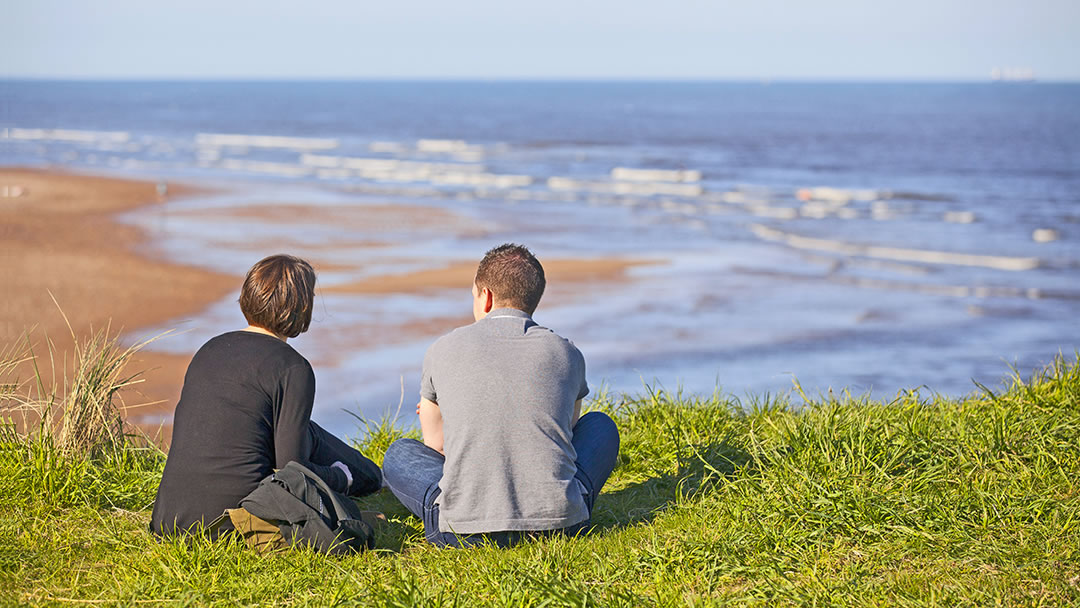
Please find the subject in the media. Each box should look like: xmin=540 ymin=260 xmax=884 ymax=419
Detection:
xmin=150 ymin=330 xmax=346 ymax=536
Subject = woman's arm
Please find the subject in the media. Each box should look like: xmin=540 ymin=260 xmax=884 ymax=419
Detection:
xmin=275 ymin=363 xmax=349 ymax=492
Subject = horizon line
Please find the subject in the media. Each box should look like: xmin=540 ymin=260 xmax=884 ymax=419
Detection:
xmin=3 ymin=75 xmax=1078 ymax=84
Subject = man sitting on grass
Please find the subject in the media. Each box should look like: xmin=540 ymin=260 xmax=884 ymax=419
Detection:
xmin=382 ymin=243 xmax=620 ymax=547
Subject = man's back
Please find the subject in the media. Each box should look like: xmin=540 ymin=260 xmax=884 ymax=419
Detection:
xmin=421 ymin=307 xmax=589 ymax=533
xmin=382 ymin=243 xmax=619 ymax=548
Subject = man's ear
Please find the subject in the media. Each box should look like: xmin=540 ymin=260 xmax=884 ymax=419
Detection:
xmin=482 ymin=287 xmax=494 ymax=313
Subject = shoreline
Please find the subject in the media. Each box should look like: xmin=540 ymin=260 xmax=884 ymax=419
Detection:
xmin=2 ymin=167 xmax=657 ymax=440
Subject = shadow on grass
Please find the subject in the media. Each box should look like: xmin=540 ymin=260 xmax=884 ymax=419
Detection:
xmin=350 ymin=438 xmax=755 ymax=549
xmin=589 ymin=438 xmax=754 ymax=531
xmin=351 ymin=487 xmax=423 ymax=553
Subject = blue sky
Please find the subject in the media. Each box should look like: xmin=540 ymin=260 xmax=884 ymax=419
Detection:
xmin=4 ymin=0 xmax=1079 ymax=80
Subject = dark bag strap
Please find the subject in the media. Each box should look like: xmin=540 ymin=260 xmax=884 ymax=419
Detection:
xmin=284 ymin=462 xmax=364 ymax=522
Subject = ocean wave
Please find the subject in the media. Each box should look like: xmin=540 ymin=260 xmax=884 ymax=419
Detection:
xmin=611 ymin=167 xmax=701 ymax=183
xmin=732 ymin=266 xmax=1077 ymax=301
xmin=6 ymin=128 xmax=130 ymax=143
xmin=300 ymin=153 xmax=486 ymax=174
xmin=416 ymin=139 xmax=483 ymax=155
xmin=750 ymin=224 xmax=1040 ymax=272
xmin=219 ymin=159 xmax=314 ymax=177
xmin=298 ymin=153 xmax=529 ymax=187
xmin=195 ymin=132 xmax=338 ymax=151
xmin=547 ymin=176 xmax=703 ymax=197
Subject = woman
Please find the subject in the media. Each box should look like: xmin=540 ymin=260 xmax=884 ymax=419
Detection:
xmin=151 ymin=254 xmax=382 ymax=537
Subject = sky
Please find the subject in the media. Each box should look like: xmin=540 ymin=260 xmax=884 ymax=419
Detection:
xmin=3 ymin=0 xmax=1079 ymax=81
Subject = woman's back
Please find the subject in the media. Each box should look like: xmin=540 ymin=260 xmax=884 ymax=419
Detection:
xmin=150 ymin=330 xmax=316 ymax=536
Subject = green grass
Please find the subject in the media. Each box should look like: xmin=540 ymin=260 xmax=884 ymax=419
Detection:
xmin=3 ymin=335 xmax=1079 ymax=606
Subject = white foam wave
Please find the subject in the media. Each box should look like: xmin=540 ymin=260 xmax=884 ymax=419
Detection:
xmin=548 ymin=177 xmax=703 ymax=197
xmin=738 ymin=267 xmax=1051 ymax=300
xmin=417 ymin=139 xmax=483 ymax=155
xmin=431 ymin=173 xmax=532 ymax=188
xmin=300 ymin=154 xmax=527 ymax=187
xmin=1032 ymin=229 xmax=1060 ymax=243
xmin=943 ymin=211 xmax=977 ymax=224
xmin=611 ymin=167 xmax=701 ymax=183
xmin=196 ymin=133 xmax=338 ymax=151
xmin=220 ymin=159 xmax=314 ymax=177
xmin=749 ymin=206 xmax=799 ymax=220
xmin=301 ymin=154 xmax=486 ymax=175
xmin=6 ymin=128 xmax=131 ymax=143
xmin=750 ymin=224 xmax=1040 ymax=272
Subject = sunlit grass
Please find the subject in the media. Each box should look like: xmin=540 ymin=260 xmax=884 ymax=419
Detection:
xmin=3 ymin=332 xmax=1078 ymax=606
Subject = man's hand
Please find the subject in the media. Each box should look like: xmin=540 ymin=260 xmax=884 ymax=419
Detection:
xmin=418 ymin=397 xmax=444 ymax=455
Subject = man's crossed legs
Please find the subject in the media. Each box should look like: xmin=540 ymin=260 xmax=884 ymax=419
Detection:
xmin=382 ymin=411 xmax=620 ymax=548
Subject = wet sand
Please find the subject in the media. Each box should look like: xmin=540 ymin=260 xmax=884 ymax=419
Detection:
xmin=321 ymin=258 xmax=651 ymax=296
xmin=168 ymin=201 xmax=477 ymax=232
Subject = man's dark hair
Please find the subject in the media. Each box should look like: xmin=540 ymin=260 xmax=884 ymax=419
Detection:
xmin=474 ymin=243 xmax=546 ymax=315
xmin=239 ymin=254 xmax=316 ymax=338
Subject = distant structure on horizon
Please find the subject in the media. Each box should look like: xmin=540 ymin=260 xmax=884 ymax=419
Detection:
xmin=990 ymin=67 xmax=1036 ymax=82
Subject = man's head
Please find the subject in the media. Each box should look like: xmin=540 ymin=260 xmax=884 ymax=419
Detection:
xmin=239 ymin=254 xmax=316 ymax=338
xmin=472 ymin=243 xmax=546 ymax=320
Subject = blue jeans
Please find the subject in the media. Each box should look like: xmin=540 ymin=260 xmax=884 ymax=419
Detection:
xmin=382 ymin=411 xmax=620 ymax=548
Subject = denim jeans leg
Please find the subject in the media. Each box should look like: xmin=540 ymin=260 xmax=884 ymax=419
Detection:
xmin=571 ymin=411 xmax=620 ymax=515
xmin=307 ymin=421 xmax=384 ymax=496
xmin=382 ymin=439 xmax=466 ymax=546
xmin=382 ymin=438 xmax=445 ymax=520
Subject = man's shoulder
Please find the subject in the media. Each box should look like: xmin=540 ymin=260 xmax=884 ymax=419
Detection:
xmin=426 ymin=318 xmax=584 ymax=361
xmin=435 ymin=322 xmax=479 ymax=345
xmin=525 ymin=322 xmax=578 ymax=346
xmin=523 ymin=323 xmax=586 ymax=362
xmin=425 ymin=322 xmax=478 ymax=358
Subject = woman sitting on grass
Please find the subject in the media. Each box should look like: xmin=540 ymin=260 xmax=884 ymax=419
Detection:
xmin=151 ymin=254 xmax=382 ymax=537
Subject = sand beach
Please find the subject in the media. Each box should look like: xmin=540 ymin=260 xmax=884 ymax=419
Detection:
xmin=1 ymin=168 xmax=237 ymax=428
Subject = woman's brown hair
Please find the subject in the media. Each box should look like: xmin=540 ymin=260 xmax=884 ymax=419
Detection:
xmin=238 ymin=254 xmax=316 ymax=338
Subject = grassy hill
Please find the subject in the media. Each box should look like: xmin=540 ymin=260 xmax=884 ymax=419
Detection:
xmin=3 ymin=332 xmax=1078 ymax=606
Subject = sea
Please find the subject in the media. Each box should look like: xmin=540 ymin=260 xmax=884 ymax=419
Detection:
xmin=3 ymin=81 xmax=1078 ymax=434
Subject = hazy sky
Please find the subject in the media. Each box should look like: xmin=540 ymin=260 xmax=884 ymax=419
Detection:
xmin=4 ymin=0 xmax=1079 ymax=80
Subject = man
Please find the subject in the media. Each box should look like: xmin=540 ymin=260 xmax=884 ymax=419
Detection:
xmin=382 ymin=243 xmax=620 ymax=548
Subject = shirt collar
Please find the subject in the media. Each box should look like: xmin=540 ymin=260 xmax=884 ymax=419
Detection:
xmin=483 ymin=307 xmax=533 ymax=321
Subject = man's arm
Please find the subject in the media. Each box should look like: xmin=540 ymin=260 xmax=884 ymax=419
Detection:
xmin=418 ymin=397 xmax=444 ymax=455
xmin=572 ymin=399 xmax=582 ymax=427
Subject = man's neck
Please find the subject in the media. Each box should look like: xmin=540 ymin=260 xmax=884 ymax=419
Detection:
xmin=483 ymin=306 xmax=531 ymax=319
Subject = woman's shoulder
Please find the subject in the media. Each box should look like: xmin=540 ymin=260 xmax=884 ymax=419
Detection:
xmin=194 ymin=331 xmax=310 ymax=371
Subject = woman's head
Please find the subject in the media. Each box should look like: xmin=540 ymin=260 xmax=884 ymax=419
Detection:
xmin=238 ymin=254 xmax=316 ymax=338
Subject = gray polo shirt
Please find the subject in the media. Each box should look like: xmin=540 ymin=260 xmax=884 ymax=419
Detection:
xmin=421 ymin=307 xmax=590 ymax=534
